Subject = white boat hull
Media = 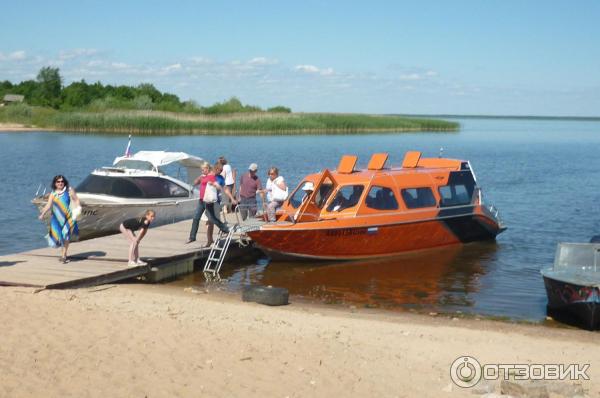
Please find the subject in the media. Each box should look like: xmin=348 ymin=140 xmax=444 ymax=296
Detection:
xmin=34 ymin=194 xmax=199 ymax=240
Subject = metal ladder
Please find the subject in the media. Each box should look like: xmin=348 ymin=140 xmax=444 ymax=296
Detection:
xmin=203 ymin=226 xmax=237 ymax=276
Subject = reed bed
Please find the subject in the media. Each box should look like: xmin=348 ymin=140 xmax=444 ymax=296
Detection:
xmin=1 ymin=106 xmax=459 ymax=135
xmin=51 ymin=112 xmax=459 ymax=135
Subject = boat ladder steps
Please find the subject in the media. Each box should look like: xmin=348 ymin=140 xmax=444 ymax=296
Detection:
xmin=203 ymin=226 xmax=237 ymax=276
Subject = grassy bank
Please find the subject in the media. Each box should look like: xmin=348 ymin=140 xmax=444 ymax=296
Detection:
xmin=0 ymin=105 xmax=459 ymax=135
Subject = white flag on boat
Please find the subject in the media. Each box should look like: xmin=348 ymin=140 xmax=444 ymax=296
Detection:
xmin=124 ymin=135 xmax=132 ymax=157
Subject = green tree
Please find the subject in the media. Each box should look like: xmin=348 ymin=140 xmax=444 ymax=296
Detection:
xmin=136 ymin=83 xmax=161 ymax=103
xmin=267 ymin=106 xmax=292 ymax=113
xmin=13 ymin=80 xmax=39 ymax=103
xmin=62 ymin=80 xmax=92 ymax=108
xmin=36 ymin=67 xmax=62 ymax=108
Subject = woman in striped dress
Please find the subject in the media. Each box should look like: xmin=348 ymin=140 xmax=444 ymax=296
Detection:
xmin=38 ymin=175 xmax=80 ymax=263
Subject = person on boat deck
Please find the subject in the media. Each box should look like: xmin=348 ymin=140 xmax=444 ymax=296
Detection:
xmin=264 ymin=167 xmax=288 ymax=222
xmin=293 ymin=181 xmax=314 ymax=222
xmin=218 ymin=156 xmax=237 ymax=213
xmin=205 ymin=162 xmax=238 ymax=247
xmin=187 ymin=162 xmax=230 ymax=244
xmin=120 ymin=210 xmax=156 ymax=266
xmin=38 ymin=175 xmax=81 ymax=264
xmin=238 ymin=163 xmax=264 ymax=220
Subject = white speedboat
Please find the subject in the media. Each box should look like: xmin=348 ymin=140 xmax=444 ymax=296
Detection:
xmin=33 ymin=151 xmax=204 ymax=240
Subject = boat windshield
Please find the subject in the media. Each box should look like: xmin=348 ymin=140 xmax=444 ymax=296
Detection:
xmin=77 ymin=175 xmax=189 ymax=198
xmin=326 ymin=185 xmax=364 ymax=212
xmin=316 ymin=180 xmax=334 ymax=208
xmin=289 ymin=181 xmax=309 ymax=209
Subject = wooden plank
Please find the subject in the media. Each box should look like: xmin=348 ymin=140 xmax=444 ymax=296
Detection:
xmin=0 ymin=218 xmax=247 ymax=289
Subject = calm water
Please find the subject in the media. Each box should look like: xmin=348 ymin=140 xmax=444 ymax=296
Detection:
xmin=2 ymin=117 xmax=599 ymax=321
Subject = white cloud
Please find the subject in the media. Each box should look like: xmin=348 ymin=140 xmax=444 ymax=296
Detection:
xmin=295 ymin=64 xmax=320 ymax=73
xmin=294 ymin=64 xmax=335 ymax=76
xmin=399 ymin=73 xmax=421 ymax=81
xmin=164 ymin=63 xmax=182 ymax=72
xmin=190 ymin=56 xmax=213 ymax=65
xmin=0 ymin=50 xmax=27 ymax=61
xmin=111 ymin=62 xmax=130 ymax=69
xmin=59 ymin=48 xmax=99 ymax=61
xmin=248 ymin=57 xmax=278 ymax=66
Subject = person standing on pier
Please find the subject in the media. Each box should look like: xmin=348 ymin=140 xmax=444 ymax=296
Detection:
xmin=205 ymin=161 xmax=237 ymax=247
xmin=238 ymin=163 xmax=264 ymax=220
xmin=38 ymin=175 xmax=81 ymax=264
xmin=119 ymin=210 xmax=156 ymax=266
xmin=218 ymin=156 xmax=236 ymax=212
xmin=187 ymin=162 xmax=230 ymax=244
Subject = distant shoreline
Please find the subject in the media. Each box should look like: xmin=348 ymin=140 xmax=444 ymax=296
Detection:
xmin=395 ymin=113 xmax=600 ymax=121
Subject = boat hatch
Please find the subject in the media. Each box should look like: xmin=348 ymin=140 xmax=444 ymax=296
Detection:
xmin=402 ymin=151 xmax=422 ymax=168
xmin=367 ymin=153 xmax=388 ymax=170
xmin=337 ymin=155 xmax=358 ymax=174
xmin=294 ymin=169 xmax=337 ymax=222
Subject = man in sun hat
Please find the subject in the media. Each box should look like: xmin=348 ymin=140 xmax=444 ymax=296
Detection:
xmin=293 ymin=181 xmax=315 ymax=222
xmin=238 ymin=162 xmax=264 ymax=220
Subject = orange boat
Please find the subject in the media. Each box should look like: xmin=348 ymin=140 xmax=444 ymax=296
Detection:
xmin=246 ymin=151 xmax=506 ymax=260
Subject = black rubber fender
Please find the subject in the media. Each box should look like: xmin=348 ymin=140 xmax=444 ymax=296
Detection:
xmin=242 ymin=285 xmax=289 ymax=306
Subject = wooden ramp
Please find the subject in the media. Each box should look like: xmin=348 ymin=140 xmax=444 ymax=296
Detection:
xmin=0 ymin=216 xmax=249 ymax=289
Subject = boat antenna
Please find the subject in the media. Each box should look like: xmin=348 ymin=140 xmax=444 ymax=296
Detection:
xmin=124 ymin=134 xmax=132 ymax=157
xmin=439 ymin=147 xmax=444 ymax=158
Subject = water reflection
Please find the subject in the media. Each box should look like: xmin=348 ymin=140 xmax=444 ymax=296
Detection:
xmin=213 ymin=242 xmax=499 ymax=313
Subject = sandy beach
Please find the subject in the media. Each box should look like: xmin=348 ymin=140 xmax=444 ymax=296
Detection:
xmin=0 ymin=123 xmax=42 ymax=132
xmin=1 ymin=284 xmax=598 ymax=398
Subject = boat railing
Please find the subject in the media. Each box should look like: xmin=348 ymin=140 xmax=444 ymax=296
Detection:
xmin=554 ymin=243 xmax=600 ymax=272
xmin=228 ymin=203 xmax=266 ymax=234
xmin=33 ymin=183 xmax=47 ymax=200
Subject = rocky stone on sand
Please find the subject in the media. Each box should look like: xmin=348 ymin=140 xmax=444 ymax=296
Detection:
xmin=500 ymin=379 xmax=585 ymax=398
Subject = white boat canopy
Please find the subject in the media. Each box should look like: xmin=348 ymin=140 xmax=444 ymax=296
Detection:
xmin=112 ymin=151 xmax=205 ymax=184
xmin=113 ymin=151 xmax=205 ymax=171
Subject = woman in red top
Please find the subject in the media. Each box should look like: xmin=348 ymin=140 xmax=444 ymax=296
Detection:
xmin=187 ymin=162 xmax=230 ymax=244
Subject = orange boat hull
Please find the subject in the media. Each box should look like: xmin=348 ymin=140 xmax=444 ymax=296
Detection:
xmin=248 ymin=213 xmax=502 ymax=260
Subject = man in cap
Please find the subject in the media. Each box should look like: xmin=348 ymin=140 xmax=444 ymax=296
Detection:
xmin=238 ymin=163 xmax=264 ymax=220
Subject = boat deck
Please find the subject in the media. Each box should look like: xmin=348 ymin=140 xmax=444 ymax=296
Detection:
xmin=0 ymin=214 xmax=256 ymax=289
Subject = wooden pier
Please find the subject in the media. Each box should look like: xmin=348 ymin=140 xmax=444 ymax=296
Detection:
xmin=0 ymin=216 xmax=254 ymax=289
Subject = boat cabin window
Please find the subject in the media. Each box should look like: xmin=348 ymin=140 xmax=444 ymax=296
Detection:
xmin=438 ymin=171 xmax=476 ymax=207
xmin=326 ymin=185 xmax=364 ymax=212
xmin=134 ymin=177 xmax=189 ymax=198
xmin=365 ymin=186 xmax=398 ymax=210
xmin=76 ymin=175 xmax=189 ymax=198
xmin=401 ymin=187 xmax=437 ymax=209
xmin=111 ymin=179 xmax=144 ymax=198
xmin=438 ymin=184 xmax=471 ymax=207
xmin=77 ymin=175 xmax=114 ymax=195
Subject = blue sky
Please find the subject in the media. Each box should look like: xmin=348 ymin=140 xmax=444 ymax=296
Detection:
xmin=1 ymin=0 xmax=599 ymax=116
